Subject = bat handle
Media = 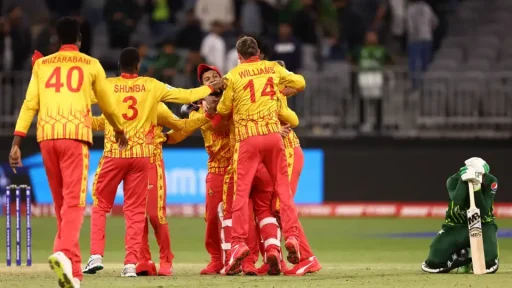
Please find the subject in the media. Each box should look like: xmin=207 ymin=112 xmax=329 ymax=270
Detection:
xmin=468 ymin=182 xmax=477 ymax=209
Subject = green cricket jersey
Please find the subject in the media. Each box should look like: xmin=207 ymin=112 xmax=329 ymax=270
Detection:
xmin=352 ymin=45 xmax=391 ymax=72
xmin=445 ymin=173 xmax=498 ymax=225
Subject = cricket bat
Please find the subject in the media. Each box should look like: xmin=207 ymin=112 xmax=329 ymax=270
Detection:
xmin=467 ymin=183 xmax=486 ymax=275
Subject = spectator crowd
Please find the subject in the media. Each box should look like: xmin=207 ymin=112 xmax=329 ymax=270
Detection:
xmin=0 ymin=0 xmax=457 ymax=83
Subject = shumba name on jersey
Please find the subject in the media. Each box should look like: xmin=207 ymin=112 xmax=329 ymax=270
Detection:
xmin=114 ymin=84 xmax=147 ymax=93
xmin=238 ymin=66 xmax=276 ymax=79
xmin=41 ymin=56 xmax=91 ymax=65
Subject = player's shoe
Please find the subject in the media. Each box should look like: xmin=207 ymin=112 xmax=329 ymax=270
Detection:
xmin=265 ymin=248 xmax=281 ymax=276
xmin=225 ymin=243 xmax=250 ymax=276
xmin=486 ymin=259 xmax=499 ymax=274
xmin=158 ymin=260 xmax=173 ymax=276
xmin=256 ymin=263 xmax=270 ymax=275
xmin=284 ymin=237 xmax=300 ymax=264
xmin=121 ymin=264 xmax=137 ymax=277
xmin=82 ymin=255 xmax=104 ymax=274
xmin=284 ymin=256 xmax=321 ymax=276
xmin=242 ymin=259 xmax=258 ymax=276
xmin=200 ymin=261 xmax=224 ymax=275
xmin=135 ymin=261 xmax=157 ymax=276
xmin=281 ymin=259 xmax=289 ymax=273
xmin=220 ymin=250 xmax=242 ymax=275
xmin=48 ymin=251 xmax=77 ymax=288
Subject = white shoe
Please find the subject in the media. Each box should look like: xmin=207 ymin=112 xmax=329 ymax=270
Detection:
xmin=72 ymin=278 xmax=81 ymax=288
xmin=48 ymin=251 xmax=77 ymax=288
xmin=121 ymin=264 xmax=137 ymax=277
xmin=83 ymin=255 xmax=104 ymax=274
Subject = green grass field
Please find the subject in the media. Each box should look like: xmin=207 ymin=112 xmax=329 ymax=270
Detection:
xmin=1 ymin=217 xmax=512 ymax=287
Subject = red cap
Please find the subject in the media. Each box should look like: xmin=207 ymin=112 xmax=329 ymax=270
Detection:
xmin=31 ymin=50 xmax=44 ymax=67
xmin=197 ymin=64 xmax=222 ymax=84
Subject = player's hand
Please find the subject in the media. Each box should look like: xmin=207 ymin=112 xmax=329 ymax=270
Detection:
xmin=180 ymin=103 xmax=199 ymax=118
xmin=280 ymin=124 xmax=291 ymax=138
xmin=460 ymin=166 xmax=481 ymax=185
xmin=209 ymin=79 xmax=225 ymax=92
xmin=464 ymin=157 xmax=490 ymax=175
xmin=9 ymin=145 xmax=22 ymax=173
xmin=115 ymin=132 xmax=128 ymax=151
xmin=281 ymin=87 xmax=299 ymax=97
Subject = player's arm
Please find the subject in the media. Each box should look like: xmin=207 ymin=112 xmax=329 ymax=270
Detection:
xmin=278 ymin=97 xmax=299 ymax=128
xmin=166 ymin=110 xmax=210 ymax=144
xmin=155 ymin=80 xmax=215 ymax=104
xmin=91 ymin=115 xmax=106 ymax=131
xmin=474 ymin=175 xmax=497 ymax=215
xmin=447 ymin=172 xmax=468 ymax=206
xmin=276 ymin=64 xmax=306 ymax=94
xmin=216 ymin=77 xmax=233 ymax=115
xmin=13 ymin=63 xmax=40 ymax=140
xmin=92 ymin=61 xmax=124 ymax=132
xmin=157 ymin=103 xmax=186 ymax=131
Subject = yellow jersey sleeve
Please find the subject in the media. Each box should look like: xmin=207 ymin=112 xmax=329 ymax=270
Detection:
xmin=154 ymin=80 xmax=213 ymax=104
xmin=14 ymin=64 xmax=40 ymax=136
xmin=217 ymin=76 xmax=233 ymax=115
xmin=276 ymin=65 xmax=306 ymax=93
xmin=92 ymin=60 xmax=124 ymax=132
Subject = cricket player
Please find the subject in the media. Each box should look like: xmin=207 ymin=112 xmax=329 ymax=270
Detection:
xmin=215 ymin=36 xmax=305 ymax=274
xmin=89 ymin=104 xmax=210 ymax=276
xmin=9 ymin=17 xmax=127 ymax=288
xmin=82 ymin=47 xmax=223 ymax=277
xmin=185 ymin=64 xmax=234 ymax=275
xmin=421 ymin=157 xmax=499 ymax=274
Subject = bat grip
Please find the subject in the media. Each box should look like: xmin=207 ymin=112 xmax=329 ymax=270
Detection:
xmin=468 ymin=182 xmax=477 ymax=209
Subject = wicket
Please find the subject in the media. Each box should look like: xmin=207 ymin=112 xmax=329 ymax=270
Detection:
xmin=5 ymin=185 xmax=32 ymax=266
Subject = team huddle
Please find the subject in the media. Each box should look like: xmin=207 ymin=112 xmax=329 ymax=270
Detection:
xmin=8 ymin=15 xmax=502 ymax=288
xmin=8 ymin=17 xmax=320 ymax=288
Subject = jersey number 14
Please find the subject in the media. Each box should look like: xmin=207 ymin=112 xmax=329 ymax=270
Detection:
xmin=243 ymin=77 xmax=276 ymax=103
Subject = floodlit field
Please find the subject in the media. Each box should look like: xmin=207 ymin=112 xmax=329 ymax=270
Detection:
xmin=1 ymin=218 xmax=511 ymax=287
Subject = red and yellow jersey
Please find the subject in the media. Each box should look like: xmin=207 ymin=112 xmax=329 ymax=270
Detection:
xmin=277 ymin=87 xmax=300 ymax=149
xmin=92 ymin=103 xmax=211 ymax=160
xmin=14 ymin=45 xmax=124 ymax=144
xmin=217 ymin=56 xmax=305 ymax=142
xmin=191 ymin=107 xmax=232 ymax=174
xmin=100 ymin=74 xmax=213 ymax=158
xmin=154 ymin=103 xmax=210 ymax=160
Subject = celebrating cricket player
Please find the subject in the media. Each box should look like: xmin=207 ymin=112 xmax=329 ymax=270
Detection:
xmin=82 ymin=47 xmax=224 ymax=277
xmin=89 ymin=103 xmax=210 ymax=276
xmin=421 ymin=157 xmax=499 ymax=274
xmin=213 ymin=36 xmax=305 ymax=274
xmin=9 ymin=17 xmax=127 ymax=288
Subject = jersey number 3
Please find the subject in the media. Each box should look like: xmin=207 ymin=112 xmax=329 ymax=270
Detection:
xmin=243 ymin=77 xmax=276 ymax=103
xmin=45 ymin=66 xmax=84 ymax=93
xmin=122 ymin=96 xmax=138 ymax=121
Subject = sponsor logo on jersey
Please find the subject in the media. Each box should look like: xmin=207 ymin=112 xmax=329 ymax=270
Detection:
xmin=491 ymin=182 xmax=498 ymax=191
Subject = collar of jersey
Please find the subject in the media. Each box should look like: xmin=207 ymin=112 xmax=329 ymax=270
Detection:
xmin=121 ymin=73 xmax=138 ymax=79
xmin=59 ymin=45 xmax=79 ymax=52
xmin=242 ymin=56 xmax=260 ymax=64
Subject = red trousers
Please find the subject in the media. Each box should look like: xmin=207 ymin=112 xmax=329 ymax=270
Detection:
xmin=90 ymin=156 xmax=149 ymax=265
xmin=223 ymin=163 xmax=279 ymax=263
xmin=139 ymin=159 xmax=173 ymax=263
xmin=204 ymin=172 xmax=225 ymax=262
xmin=40 ymin=139 xmax=89 ymax=280
xmin=285 ymin=146 xmax=314 ymax=260
xmin=231 ymin=133 xmax=297 ymax=247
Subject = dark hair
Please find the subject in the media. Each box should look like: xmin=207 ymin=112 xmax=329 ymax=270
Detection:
xmin=56 ymin=17 xmax=81 ymax=45
xmin=119 ymin=47 xmax=140 ymax=72
xmin=246 ymin=34 xmax=272 ymax=60
xmin=236 ymin=36 xmax=259 ymax=59
xmin=275 ymin=60 xmax=286 ymax=68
